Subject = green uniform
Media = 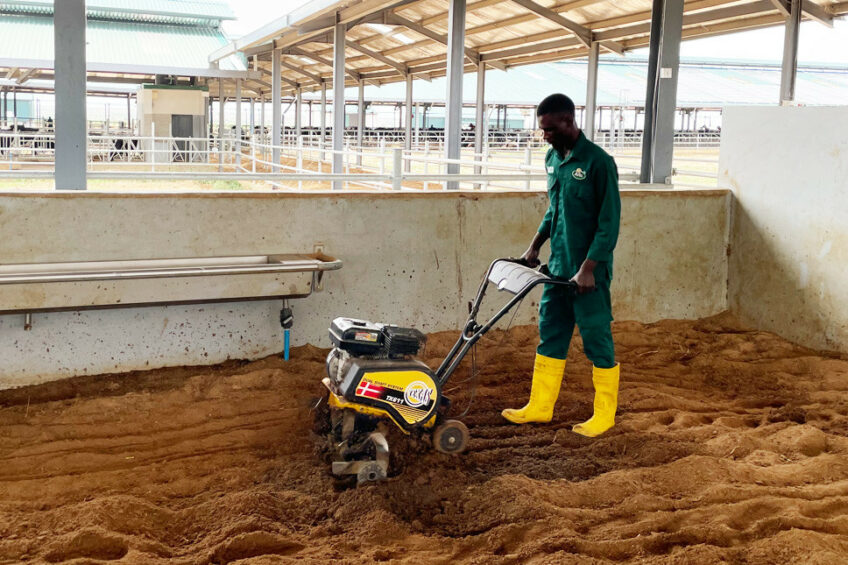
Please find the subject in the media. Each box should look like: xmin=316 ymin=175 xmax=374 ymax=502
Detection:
xmin=537 ymin=131 xmax=620 ymax=368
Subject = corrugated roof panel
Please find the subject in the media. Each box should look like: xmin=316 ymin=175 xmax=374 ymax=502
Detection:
xmin=87 ymin=0 xmax=234 ymax=19
xmin=0 ymin=14 xmax=243 ymax=70
xmin=0 ymin=0 xmax=234 ymax=22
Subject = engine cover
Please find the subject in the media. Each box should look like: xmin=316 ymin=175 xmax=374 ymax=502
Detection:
xmin=336 ymin=358 xmax=440 ymax=432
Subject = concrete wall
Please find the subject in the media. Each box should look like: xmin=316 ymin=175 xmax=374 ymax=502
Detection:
xmin=720 ymin=106 xmax=848 ymax=352
xmin=0 ymin=190 xmax=729 ymax=388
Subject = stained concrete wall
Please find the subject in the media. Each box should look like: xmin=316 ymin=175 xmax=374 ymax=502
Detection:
xmin=0 ymin=190 xmax=729 ymax=388
xmin=720 ymin=106 xmax=848 ymax=353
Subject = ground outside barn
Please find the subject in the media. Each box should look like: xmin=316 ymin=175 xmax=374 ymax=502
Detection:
xmin=1 ymin=312 xmax=847 ymax=564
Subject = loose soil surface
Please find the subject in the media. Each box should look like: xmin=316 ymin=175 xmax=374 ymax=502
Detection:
xmin=1 ymin=313 xmax=847 ymax=564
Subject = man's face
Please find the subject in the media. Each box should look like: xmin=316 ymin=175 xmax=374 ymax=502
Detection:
xmin=538 ymin=112 xmax=575 ymax=151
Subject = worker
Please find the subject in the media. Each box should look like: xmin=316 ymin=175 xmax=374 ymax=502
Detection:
xmin=502 ymin=93 xmax=621 ymax=437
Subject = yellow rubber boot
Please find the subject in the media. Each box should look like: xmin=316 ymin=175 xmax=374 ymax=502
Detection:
xmin=572 ymin=364 xmax=620 ymax=437
xmin=501 ymin=354 xmax=566 ymax=424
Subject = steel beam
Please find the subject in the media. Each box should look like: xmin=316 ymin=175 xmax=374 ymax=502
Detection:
xmin=219 ymin=80 xmax=225 ymax=145
xmin=272 ymin=49 xmax=281 ymax=168
xmin=345 ymin=39 xmax=408 ymax=76
xmin=640 ymin=0 xmax=663 ymax=184
xmin=235 ymin=78 xmax=242 ymax=147
xmin=320 ymin=81 xmax=327 ymax=159
xmin=780 ymin=0 xmax=801 ymax=103
xmin=386 ymin=13 xmax=480 ymax=64
xmin=767 ymin=0 xmax=791 ymax=16
xmin=644 ymin=0 xmax=684 ymax=184
xmin=404 ymin=74 xmax=413 ymax=157
xmin=445 ymin=0 xmax=466 ymax=190
xmin=802 ymin=0 xmax=833 ymax=26
xmin=333 ymin=23 xmax=346 ymax=189
xmin=509 ymin=0 xmax=592 ymax=47
xmin=16 ymin=68 xmax=38 ymax=85
xmin=249 ymin=97 xmax=255 ymax=140
xmin=357 ymin=80 xmax=365 ymax=165
xmin=585 ymin=42 xmax=599 ymax=141
xmin=259 ymin=66 xmax=300 ymax=89
xmin=294 ymin=87 xmax=301 ymax=139
xmin=260 ymin=95 xmax=265 ymax=138
xmin=54 ymin=0 xmax=86 ymax=190
xmin=279 ymin=58 xmax=324 ymax=85
xmin=289 ymin=47 xmax=362 ymax=83
xmin=474 ymin=61 xmax=485 ymax=174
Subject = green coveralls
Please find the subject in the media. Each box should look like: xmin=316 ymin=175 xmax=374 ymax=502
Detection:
xmin=537 ymin=132 xmax=621 ymax=368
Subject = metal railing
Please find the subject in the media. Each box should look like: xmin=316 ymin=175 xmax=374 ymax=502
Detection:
xmin=0 ymin=130 xmax=720 ymax=190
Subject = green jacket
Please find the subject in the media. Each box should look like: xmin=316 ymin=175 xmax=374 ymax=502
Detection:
xmin=538 ymin=132 xmax=621 ymax=281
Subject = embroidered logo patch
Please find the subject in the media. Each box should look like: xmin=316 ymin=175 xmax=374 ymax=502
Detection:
xmin=572 ymin=167 xmax=587 ymax=180
xmin=546 ymin=166 xmax=554 ymax=173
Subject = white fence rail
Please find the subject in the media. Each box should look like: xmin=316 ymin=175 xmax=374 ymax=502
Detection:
xmin=0 ymin=130 xmax=719 ymax=190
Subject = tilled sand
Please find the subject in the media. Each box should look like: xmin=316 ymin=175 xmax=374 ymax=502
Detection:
xmin=1 ymin=313 xmax=847 ymax=564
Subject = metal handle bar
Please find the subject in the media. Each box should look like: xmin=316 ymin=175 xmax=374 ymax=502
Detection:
xmin=435 ymin=258 xmax=576 ymax=385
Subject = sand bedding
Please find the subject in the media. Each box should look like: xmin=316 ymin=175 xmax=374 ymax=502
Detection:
xmin=1 ymin=313 xmax=847 ymax=564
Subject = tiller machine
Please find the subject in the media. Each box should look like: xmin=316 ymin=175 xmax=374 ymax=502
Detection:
xmin=318 ymin=258 xmax=576 ymax=484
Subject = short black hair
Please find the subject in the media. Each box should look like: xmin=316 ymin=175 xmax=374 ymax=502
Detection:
xmin=537 ymin=94 xmax=575 ymax=117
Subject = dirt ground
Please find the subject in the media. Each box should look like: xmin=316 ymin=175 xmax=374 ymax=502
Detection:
xmin=1 ymin=313 xmax=847 ymax=564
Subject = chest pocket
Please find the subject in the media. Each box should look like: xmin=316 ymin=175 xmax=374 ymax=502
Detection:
xmin=567 ymin=167 xmax=593 ymax=201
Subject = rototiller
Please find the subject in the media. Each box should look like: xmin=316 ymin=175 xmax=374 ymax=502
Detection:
xmin=317 ymin=258 xmax=576 ymax=484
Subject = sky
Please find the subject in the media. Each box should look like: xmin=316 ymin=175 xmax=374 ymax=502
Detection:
xmin=222 ymin=0 xmax=848 ymax=66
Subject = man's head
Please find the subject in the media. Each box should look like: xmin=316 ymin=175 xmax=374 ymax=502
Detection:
xmin=537 ymin=93 xmax=579 ymax=153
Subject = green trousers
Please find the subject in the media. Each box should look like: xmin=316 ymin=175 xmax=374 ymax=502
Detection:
xmin=537 ymin=282 xmax=615 ymax=368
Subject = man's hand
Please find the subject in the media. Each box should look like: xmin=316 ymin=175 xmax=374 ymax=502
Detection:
xmin=520 ymin=246 xmax=540 ymax=268
xmin=519 ymin=232 xmax=548 ymax=268
xmin=571 ymin=259 xmax=598 ymax=294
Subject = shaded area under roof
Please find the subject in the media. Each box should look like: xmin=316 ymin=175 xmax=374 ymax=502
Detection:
xmin=337 ymin=57 xmax=848 ymax=107
xmin=210 ymin=0 xmax=848 ymax=98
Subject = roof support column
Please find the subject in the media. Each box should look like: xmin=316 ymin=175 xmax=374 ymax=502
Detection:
xmin=414 ymin=102 xmax=420 ymax=146
xmin=272 ymin=48 xmax=281 ymax=170
xmin=584 ymin=42 xmax=599 ymax=142
xmin=126 ymin=93 xmax=132 ymax=132
xmin=474 ymin=61 xmax=485 ymax=179
xmin=404 ymin=74 xmax=413 ymax=171
xmin=218 ymin=81 xmax=225 ymax=140
xmin=208 ymin=96 xmax=213 ymax=136
xmin=780 ymin=0 xmax=801 ymax=104
xmin=218 ymin=82 xmax=226 ymax=170
xmin=445 ymin=0 xmax=466 ymax=190
xmin=320 ymin=82 xmax=327 ymax=161
xmin=260 ymin=95 xmax=265 ymax=141
xmin=295 ymin=87 xmax=302 ymax=140
xmin=357 ymin=80 xmax=364 ymax=165
xmin=640 ymin=0 xmax=683 ymax=184
xmin=249 ymin=96 xmax=255 ymax=142
xmin=54 ymin=0 xmax=87 ymax=190
xmin=235 ymin=78 xmax=242 ymax=151
xmin=640 ymin=0 xmax=662 ymax=183
xmin=332 ymin=22 xmax=346 ymax=190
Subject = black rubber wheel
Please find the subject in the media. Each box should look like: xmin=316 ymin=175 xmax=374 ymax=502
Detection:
xmin=433 ymin=420 xmax=469 ymax=454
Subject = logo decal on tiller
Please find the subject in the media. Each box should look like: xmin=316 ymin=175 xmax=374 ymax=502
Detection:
xmin=404 ymin=381 xmax=433 ymax=408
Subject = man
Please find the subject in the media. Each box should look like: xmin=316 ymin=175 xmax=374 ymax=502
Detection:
xmin=502 ymin=93 xmax=621 ymax=438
